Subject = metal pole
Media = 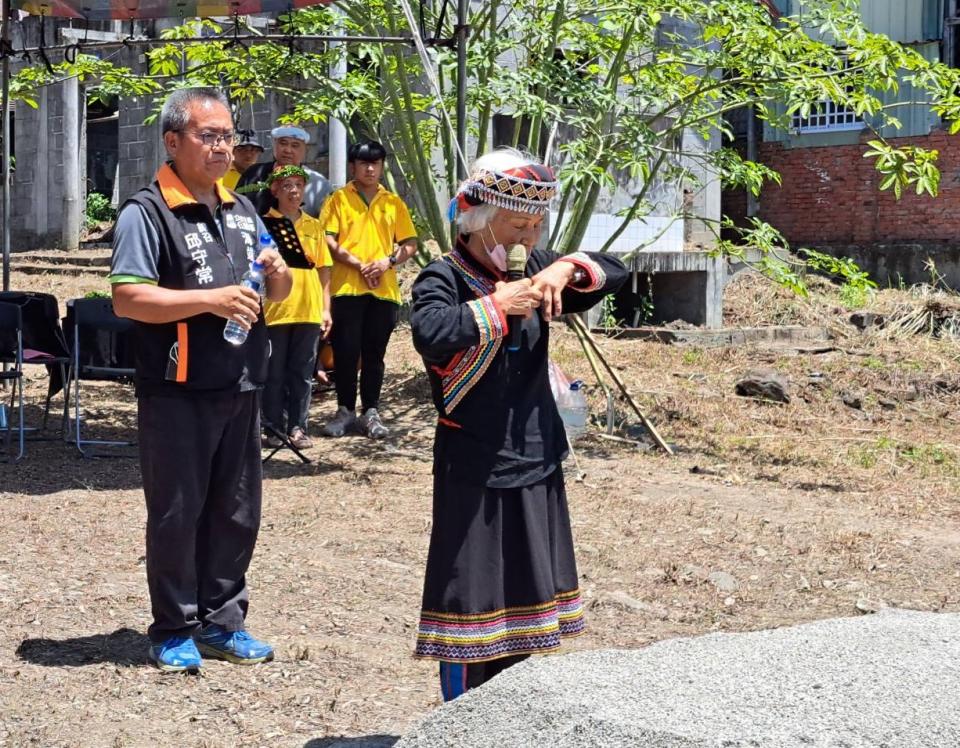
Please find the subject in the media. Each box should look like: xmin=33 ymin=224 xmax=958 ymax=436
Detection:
xmin=746 ymin=103 xmax=758 ymax=218
xmin=455 ymin=0 xmax=468 ymax=180
xmin=328 ymin=10 xmax=348 ymax=188
xmin=62 ymin=75 xmax=81 ymax=251
xmin=14 ymin=34 xmax=414 ymax=55
xmin=1 ymin=0 xmax=10 ymax=292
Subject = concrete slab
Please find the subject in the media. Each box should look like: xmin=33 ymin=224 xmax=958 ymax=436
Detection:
xmin=593 ymin=325 xmax=832 ymax=347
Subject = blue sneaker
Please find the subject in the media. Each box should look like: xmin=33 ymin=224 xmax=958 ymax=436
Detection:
xmin=148 ymin=636 xmax=202 ymax=674
xmin=196 ymin=625 xmax=274 ymax=665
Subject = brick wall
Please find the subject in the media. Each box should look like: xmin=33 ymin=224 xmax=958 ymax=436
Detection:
xmin=742 ymin=129 xmax=960 ymax=246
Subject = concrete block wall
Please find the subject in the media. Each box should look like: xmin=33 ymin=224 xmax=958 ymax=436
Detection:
xmin=11 ymin=84 xmax=70 ymax=250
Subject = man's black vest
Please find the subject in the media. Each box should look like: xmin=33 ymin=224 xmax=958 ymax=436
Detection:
xmin=124 ymin=182 xmax=269 ymax=395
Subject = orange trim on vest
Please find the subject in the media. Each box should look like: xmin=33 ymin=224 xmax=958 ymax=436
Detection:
xmin=156 ymin=162 xmax=236 ymax=210
xmin=437 ymin=417 xmax=462 ymax=429
xmin=176 ymin=323 xmax=189 ymax=383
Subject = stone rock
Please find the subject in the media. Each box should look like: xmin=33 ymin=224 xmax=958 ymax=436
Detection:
xmin=855 ymin=597 xmax=886 ymax=615
xmin=707 ymin=571 xmax=739 ymax=594
xmin=597 ymin=591 xmax=670 ymax=620
xmin=806 ymin=371 xmax=831 ymax=390
xmin=841 ymin=390 xmax=863 ymax=409
xmin=850 ymin=311 xmax=885 ymax=331
xmin=680 ymin=564 xmax=710 ymax=584
xmin=734 ymin=368 xmax=790 ymax=403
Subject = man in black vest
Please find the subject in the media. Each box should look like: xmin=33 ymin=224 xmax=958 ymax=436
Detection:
xmin=110 ymin=87 xmax=292 ymax=673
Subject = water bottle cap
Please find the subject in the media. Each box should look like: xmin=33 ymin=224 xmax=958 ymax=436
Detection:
xmin=259 ymin=232 xmax=273 ymax=244
xmin=569 ymin=380 xmax=584 ymax=391
xmin=251 ymin=260 xmax=265 ymax=271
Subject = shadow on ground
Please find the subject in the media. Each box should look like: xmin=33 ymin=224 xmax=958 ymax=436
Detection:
xmin=304 ymin=736 xmax=399 ymax=748
xmin=16 ymin=627 xmax=150 ymax=667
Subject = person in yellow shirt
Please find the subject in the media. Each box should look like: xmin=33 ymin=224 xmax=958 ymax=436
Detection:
xmin=321 ymin=141 xmax=418 ymax=439
xmin=222 ymin=130 xmax=264 ymax=190
xmin=261 ymin=165 xmax=333 ymax=450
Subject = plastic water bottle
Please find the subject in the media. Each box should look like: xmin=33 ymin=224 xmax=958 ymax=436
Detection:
xmin=559 ymin=380 xmax=589 ymax=442
xmin=223 ymin=255 xmax=267 ymax=346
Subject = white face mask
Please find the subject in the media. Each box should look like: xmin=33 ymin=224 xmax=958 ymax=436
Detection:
xmin=483 ymin=227 xmax=508 ymax=272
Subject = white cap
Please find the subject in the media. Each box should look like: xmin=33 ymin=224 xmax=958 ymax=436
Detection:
xmin=270 ymin=125 xmax=310 ymax=144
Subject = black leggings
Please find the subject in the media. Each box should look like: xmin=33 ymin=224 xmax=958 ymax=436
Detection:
xmin=330 ymin=294 xmax=399 ymax=412
xmin=439 ymin=655 xmax=530 ymax=701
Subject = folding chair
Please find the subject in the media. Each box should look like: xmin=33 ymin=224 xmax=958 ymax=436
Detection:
xmin=0 ymin=290 xmax=71 ymax=435
xmin=65 ymin=298 xmax=137 ymax=458
xmin=0 ymin=302 xmax=25 ymax=462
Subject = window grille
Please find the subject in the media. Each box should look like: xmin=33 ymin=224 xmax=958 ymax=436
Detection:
xmin=791 ymin=55 xmax=862 ymax=134
xmin=791 ymin=100 xmax=861 ymax=133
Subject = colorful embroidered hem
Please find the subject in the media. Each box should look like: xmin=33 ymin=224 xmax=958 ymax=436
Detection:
xmin=414 ymin=589 xmax=586 ymax=663
xmin=561 ymin=251 xmax=607 ymax=292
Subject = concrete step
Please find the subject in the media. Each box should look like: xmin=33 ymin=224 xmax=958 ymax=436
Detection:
xmin=24 ymin=251 xmax=110 ymax=268
xmin=14 ymin=249 xmax=112 ymax=267
xmin=14 ymin=261 xmax=110 ymax=277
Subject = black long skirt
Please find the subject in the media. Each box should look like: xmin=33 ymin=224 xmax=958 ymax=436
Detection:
xmin=414 ymin=467 xmax=585 ymax=663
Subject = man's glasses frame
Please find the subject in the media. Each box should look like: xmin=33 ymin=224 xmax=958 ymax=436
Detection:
xmin=179 ymin=130 xmax=236 ymax=147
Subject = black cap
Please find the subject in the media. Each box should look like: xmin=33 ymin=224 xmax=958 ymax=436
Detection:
xmin=236 ymin=129 xmax=264 ymax=151
xmin=348 ymin=140 xmax=388 ymax=163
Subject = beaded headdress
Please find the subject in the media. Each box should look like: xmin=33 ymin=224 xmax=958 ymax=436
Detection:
xmin=448 ymin=163 xmax=558 ymax=220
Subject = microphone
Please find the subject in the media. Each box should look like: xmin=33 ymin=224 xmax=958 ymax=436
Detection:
xmin=506 ymin=243 xmax=528 ymax=352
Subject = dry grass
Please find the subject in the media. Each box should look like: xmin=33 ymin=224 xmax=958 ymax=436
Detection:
xmin=0 ymin=266 xmax=958 ymax=747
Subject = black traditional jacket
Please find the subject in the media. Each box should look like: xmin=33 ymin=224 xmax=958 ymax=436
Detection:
xmin=411 ymin=239 xmax=627 ymax=488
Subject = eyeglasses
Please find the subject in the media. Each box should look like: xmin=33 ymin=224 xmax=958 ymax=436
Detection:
xmin=180 ymin=130 xmax=236 ymax=147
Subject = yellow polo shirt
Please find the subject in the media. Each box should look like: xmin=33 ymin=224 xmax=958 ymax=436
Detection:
xmin=323 ymin=182 xmax=417 ymax=305
xmin=222 ymin=166 xmax=243 ymax=191
xmin=263 ymin=209 xmax=333 ymax=326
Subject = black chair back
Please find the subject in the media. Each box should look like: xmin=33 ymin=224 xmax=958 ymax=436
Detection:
xmin=0 ymin=300 xmax=23 ymax=363
xmin=0 ymin=291 xmax=69 ymax=360
xmin=71 ymin=298 xmax=135 ymax=378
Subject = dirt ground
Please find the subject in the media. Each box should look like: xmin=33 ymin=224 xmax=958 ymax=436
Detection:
xmin=1 ymin=266 xmax=958 ymax=747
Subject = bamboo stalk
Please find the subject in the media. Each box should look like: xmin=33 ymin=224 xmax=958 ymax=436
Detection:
xmin=568 ymin=315 xmax=674 ymax=455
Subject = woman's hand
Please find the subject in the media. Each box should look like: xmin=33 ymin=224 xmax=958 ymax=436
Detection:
xmin=492 ymin=278 xmax=544 ymax=318
xmin=531 ymin=261 xmax=576 ymax=321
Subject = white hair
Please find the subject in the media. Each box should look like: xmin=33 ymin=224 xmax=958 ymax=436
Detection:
xmin=454 ymin=148 xmax=544 ymax=234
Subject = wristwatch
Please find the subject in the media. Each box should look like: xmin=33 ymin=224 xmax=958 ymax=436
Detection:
xmin=571 ymin=266 xmax=587 ymax=285
xmin=388 ymin=254 xmax=399 ymax=267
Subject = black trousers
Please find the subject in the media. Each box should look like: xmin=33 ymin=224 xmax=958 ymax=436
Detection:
xmin=138 ymin=390 xmax=262 ymax=643
xmin=263 ymin=323 xmax=321 ymax=433
xmin=330 ymin=294 xmax=398 ymax=412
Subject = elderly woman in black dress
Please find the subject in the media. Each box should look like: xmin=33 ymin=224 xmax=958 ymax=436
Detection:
xmin=410 ymin=148 xmax=627 ymax=701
